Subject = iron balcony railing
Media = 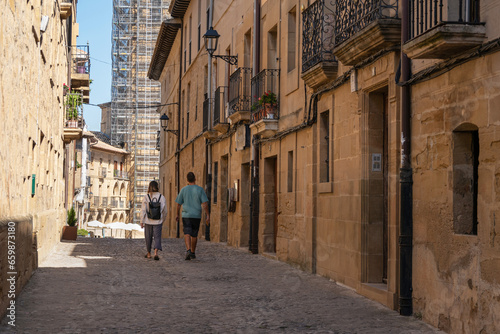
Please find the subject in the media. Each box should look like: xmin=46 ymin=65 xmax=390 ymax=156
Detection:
xmin=214 ymin=86 xmax=228 ymax=126
xmin=408 ymin=0 xmax=481 ymax=40
xmin=334 ymin=0 xmax=399 ymax=45
xmin=302 ymin=0 xmax=337 ymax=73
xmin=71 ymin=44 xmax=90 ymax=75
xmin=251 ymin=69 xmax=280 ymax=122
xmin=228 ymin=67 xmax=252 ymax=114
xmin=113 ymin=170 xmax=127 ymax=178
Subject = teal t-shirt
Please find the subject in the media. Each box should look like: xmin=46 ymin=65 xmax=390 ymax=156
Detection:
xmin=175 ymin=184 xmax=209 ymax=218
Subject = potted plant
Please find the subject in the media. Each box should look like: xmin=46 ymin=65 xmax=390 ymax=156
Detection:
xmin=63 ymin=83 xmax=70 ymax=96
xmin=65 ymin=90 xmax=82 ymax=127
xmin=255 ymin=90 xmax=277 ymax=119
xmin=62 ymin=207 xmax=78 ymax=240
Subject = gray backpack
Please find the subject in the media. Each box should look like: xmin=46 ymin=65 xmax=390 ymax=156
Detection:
xmin=147 ymin=194 xmax=162 ymax=220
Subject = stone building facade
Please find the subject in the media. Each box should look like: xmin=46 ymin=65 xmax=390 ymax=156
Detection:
xmin=149 ymin=0 xmax=500 ymax=332
xmin=81 ymin=132 xmax=130 ymax=227
xmin=0 ymin=0 xmax=88 ymax=319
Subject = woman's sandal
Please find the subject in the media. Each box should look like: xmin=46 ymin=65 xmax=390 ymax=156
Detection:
xmin=145 ymin=254 xmax=151 ymax=259
xmin=154 ymin=255 xmax=159 ymax=261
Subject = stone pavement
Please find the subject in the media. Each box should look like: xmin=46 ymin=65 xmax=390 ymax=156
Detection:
xmin=1 ymin=237 xmax=442 ymax=333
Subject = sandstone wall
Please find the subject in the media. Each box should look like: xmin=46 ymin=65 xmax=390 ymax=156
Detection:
xmin=0 ymin=0 xmax=71 ymax=318
xmin=412 ymin=51 xmax=500 ymax=333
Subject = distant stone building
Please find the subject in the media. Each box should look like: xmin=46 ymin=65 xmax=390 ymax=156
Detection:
xmin=82 ymin=132 xmax=130 ymax=229
xmin=99 ymin=102 xmax=112 ymax=137
xmin=0 ymin=0 xmax=89 ymax=319
xmin=150 ymin=0 xmax=500 ymax=332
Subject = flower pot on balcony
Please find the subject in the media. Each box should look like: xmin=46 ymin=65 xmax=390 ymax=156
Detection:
xmin=77 ymin=66 xmax=86 ymax=74
xmin=264 ymin=103 xmax=277 ymax=119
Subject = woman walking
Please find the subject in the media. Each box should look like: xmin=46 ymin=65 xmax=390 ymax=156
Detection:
xmin=140 ymin=180 xmax=166 ymax=260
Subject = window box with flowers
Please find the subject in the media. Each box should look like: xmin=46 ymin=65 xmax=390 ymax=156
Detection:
xmin=252 ymin=90 xmax=278 ymax=120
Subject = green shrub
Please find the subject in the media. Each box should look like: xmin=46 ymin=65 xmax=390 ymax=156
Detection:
xmin=67 ymin=207 xmax=77 ymax=226
xmin=77 ymin=229 xmax=88 ymax=236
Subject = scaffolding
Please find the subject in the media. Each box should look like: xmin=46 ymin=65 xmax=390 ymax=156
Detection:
xmin=111 ymin=0 xmax=170 ymax=223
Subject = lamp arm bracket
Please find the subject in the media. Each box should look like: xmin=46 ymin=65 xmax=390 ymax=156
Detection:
xmin=212 ymin=55 xmax=238 ymax=66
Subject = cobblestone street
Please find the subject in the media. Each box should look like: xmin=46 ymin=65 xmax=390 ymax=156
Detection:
xmin=1 ymin=238 xmax=441 ymax=333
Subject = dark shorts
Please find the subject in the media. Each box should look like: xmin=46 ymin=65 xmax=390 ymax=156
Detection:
xmin=183 ymin=218 xmax=201 ymax=237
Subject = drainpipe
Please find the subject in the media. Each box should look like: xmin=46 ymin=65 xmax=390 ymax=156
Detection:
xmin=399 ymin=0 xmax=413 ymax=316
xmin=176 ymin=19 xmax=183 ymax=238
xmin=249 ymin=0 xmax=261 ymax=254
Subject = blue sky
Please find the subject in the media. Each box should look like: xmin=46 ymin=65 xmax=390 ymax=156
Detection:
xmin=77 ymin=0 xmax=113 ymax=131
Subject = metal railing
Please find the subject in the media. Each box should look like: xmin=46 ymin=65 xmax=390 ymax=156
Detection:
xmin=334 ymin=0 xmax=399 ymax=45
xmin=302 ymin=0 xmax=337 ymax=73
xmin=228 ymin=67 xmax=252 ymax=114
xmin=113 ymin=170 xmax=127 ymax=178
xmin=102 ymin=197 xmax=108 ymax=207
xmin=251 ymin=69 xmax=280 ymax=122
xmin=111 ymin=198 xmax=119 ymax=208
xmin=408 ymin=0 xmax=481 ymax=40
xmin=70 ymin=44 xmax=90 ymax=75
xmin=214 ymin=86 xmax=228 ymax=126
xmin=93 ymin=196 xmax=100 ymax=207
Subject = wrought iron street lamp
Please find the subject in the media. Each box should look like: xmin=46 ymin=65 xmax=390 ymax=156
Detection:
xmin=203 ymin=26 xmax=238 ymax=66
xmin=160 ymin=113 xmax=179 ymax=135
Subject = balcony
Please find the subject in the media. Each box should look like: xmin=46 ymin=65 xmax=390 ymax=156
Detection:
xmin=228 ymin=67 xmax=252 ymax=124
xmin=202 ymin=97 xmax=218 ymax=140
xmin=301 ymin=0 xmax=338 ymax=89
xmin=63 ymin=91 xmax=84 ymax=143
xmin=403 ymin=0 xmax=485 ymax=59
xmin=213 ymin=86 xmax=230 ymax=134
xmin=333 ymin=0 xmax=400 ymax=66
xmin=249 ymin=69 xmax=279 ymax=138
xmin=70 ymin=44 xmax=91 ymax=103
xmin=60 ymin=0 xmax=72 ymax=20
xmin=113 ymin=170 xmax=128 ymax=179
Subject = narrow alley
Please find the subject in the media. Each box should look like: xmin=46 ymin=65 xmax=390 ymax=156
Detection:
xmin=1 ymin=238 xmax=440 ymax=333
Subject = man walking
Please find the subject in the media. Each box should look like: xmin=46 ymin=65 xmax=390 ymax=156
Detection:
xmin=175 ymin=172 xmax=210 ymax=260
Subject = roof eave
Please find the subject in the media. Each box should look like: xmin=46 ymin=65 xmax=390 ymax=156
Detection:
xmin=148 ymin=18 xmax=182 ymax=81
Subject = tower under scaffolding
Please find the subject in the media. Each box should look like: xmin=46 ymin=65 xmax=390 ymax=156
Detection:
xmin=111 ymin=0 xmax=170 ymax=223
